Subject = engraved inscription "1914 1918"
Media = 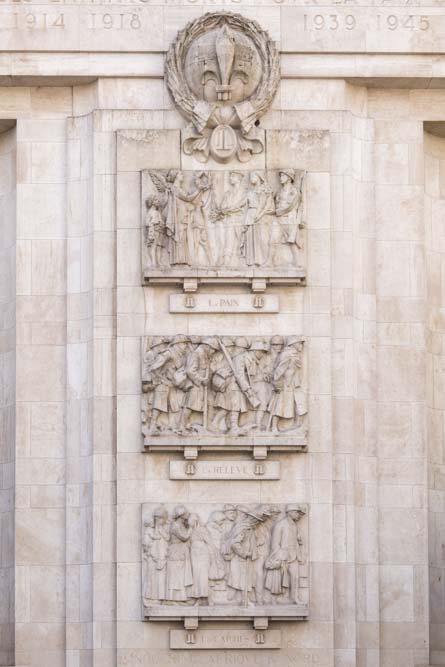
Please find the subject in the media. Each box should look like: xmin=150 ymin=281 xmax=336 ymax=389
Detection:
xmin=141 ymin=334 xmax=307 ymax=453
xmin=142 ymin=502 xmax=308 ymax=620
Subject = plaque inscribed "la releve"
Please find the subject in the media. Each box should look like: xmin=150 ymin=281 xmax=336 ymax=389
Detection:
xmin=169 ymin=459 xmax=280 ymax=480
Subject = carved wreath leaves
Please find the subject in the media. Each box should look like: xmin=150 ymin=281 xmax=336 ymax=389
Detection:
xmin=165 ymin=12 xmax=280 ymax=163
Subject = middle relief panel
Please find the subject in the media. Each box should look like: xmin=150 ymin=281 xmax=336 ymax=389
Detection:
xmin=142 ymin=335 xmax=307 ymax=453
xmin=142 ymin=168 xmax=306 ymax=285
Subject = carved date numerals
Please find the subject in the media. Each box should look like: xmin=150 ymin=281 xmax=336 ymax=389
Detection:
xmin=12 ymin=12 xmax=65 ymax=29
xmin=303 ymin=14 xmax=357 ymax=31
xmin=303 ymin=12 xmax=431 ymax=33
xmin=376 ymin=14 xmax=429 ymax=31
xmin=87 ymin=12 xmax=141 ymax=30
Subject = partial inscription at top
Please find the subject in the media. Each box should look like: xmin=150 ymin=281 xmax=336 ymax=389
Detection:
xmin=165 ymin=12 xmax=279 ymax=163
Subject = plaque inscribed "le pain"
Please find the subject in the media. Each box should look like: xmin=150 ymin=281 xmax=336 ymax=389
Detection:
xmin=169 ymin=293 xmax=279 ymax=313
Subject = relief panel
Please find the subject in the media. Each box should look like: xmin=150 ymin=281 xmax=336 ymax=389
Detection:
xmin=142 ymin=168 xmax=306 ymax=284
xmin=141 ymin=334 xmax=307 ymax=454
xmin=142 ymin=502 xmax=309 ymax=621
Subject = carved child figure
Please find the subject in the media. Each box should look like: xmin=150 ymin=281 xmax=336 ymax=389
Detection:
xmin=144 ymin=195 xmax=166 ymax=267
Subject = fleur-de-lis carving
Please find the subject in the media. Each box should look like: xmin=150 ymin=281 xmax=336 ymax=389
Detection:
xmin=201 ymin=24 xmax=249 ymax=102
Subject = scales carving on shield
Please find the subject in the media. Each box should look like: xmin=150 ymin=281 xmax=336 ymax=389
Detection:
xmin=165 ymin=12 xmax=280 ymax=164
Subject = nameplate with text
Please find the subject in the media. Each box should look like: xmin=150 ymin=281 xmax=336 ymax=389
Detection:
xmin=170 ymin=629 xmax=282 ymax=650
xmin=169 ymin=459 xmax=280 ymax=480
xmin=169 ymin=293 xmax=279 ymax=313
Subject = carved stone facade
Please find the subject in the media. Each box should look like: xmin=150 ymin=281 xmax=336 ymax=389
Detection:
xmin=141 ymin=334 xmax=307 ymax=452
xmin=142 ymin=168 xmax=306 ymax=282
xmin=3 ymin=3 xmax=445 ymax=667
xmin=142 ymin=502 xmax=308 ymax=619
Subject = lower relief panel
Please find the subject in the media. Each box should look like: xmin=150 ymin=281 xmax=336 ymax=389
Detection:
xmin=142 ymin=502 xmax=309 ymax=622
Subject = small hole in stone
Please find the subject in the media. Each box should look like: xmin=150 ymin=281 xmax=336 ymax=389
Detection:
xmin=255 ymin=119 xmax=260 ymax=127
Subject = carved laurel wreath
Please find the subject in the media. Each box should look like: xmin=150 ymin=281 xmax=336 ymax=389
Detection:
xmin=165 ymin=11 xmax=280 ymax=131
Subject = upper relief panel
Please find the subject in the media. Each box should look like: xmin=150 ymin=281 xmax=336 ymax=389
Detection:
xmin=142 ymin=168 xmax=306 ymax=284
xmin=165 ymin=12 xmax=279 ymax=164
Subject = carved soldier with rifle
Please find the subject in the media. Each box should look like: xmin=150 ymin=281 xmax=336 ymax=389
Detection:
xmin=211 ymin=337 xmax=260 ymax=436
xmin=146 ymin=334 xmax=190 ymax=435
xmin=177 ymin=336 xmax=220 ymax=434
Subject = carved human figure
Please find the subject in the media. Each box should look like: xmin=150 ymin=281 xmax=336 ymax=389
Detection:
xmin=253 ymin=504 xmax=281 ymax=605
xmin=274 ymin=169 xmax=304 ymax=268
xmin=221 ymin=504 xmax=238 ymax=540
xmin=219 ymin=504 xmax=239 ymax=579
xmin=205 ymin=510 xmax=228 ymax=589
xmin=165 ymin=505 xmax=193 ymax=602
xmin=188 ymin=513 xmax=212 ymax=604
xmin=147 ymin=334 xmax=189 ymax=434
xmin=164 ymin=170 xmax=204 ymax=266
xmin=188 ymin=513 xmax=225 ymax=605
xmin=144 ymin=195 xmax=166 ymax=268
xmin=211 ymin=337 xmax=259 ymax=436
xmin=241 ymin=171 xmax=274 ymax=267
xmin=224 ymin=505 xmax=263 ymax=605
xmin=216 ymin=171 xmax=247 ymax=266
xmin=178 ymin=336 xmax=220 ymax=433
xmin=267 ymin=337 xmax=306 ymax=433
xmin=247 ymin=338 xmax=272 ymax=430
xmin=265 ymin=504 xmax=306 ymax=604
xmin=258 ymin=334 xmax=284 ymax=429
xmin=142 ymin=337 xmax=169 ymax=427
xmin=188 ymin=171 xmax=216 ymax=266
xmin=142 ymin=506 xmax=170 ymax=604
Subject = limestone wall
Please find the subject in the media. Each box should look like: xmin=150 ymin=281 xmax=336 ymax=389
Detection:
xmin=424 ymin=130 xmax=445 ymax=665
xmin=0 ymin=125 xmax=16 ymax=667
